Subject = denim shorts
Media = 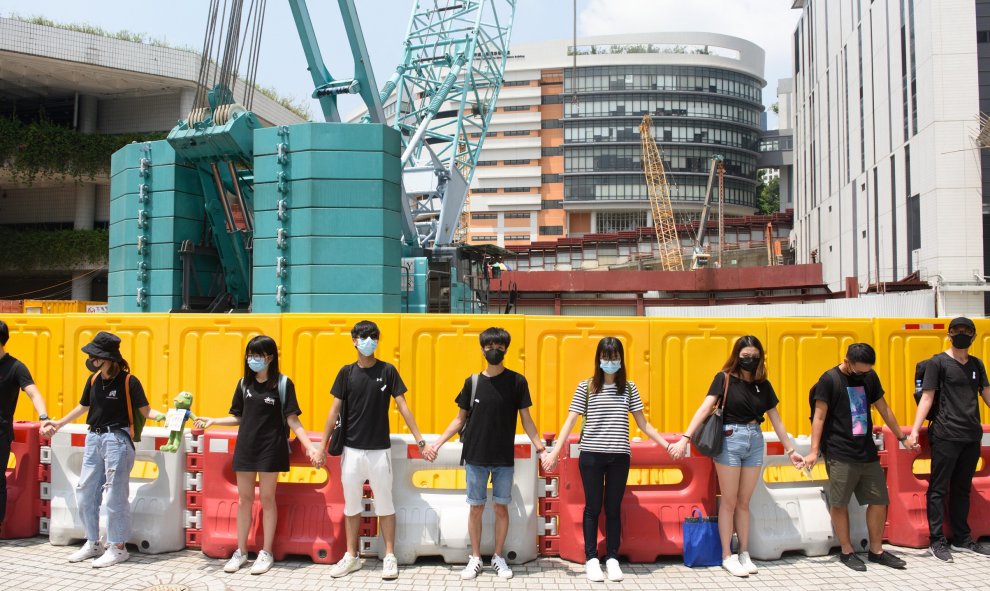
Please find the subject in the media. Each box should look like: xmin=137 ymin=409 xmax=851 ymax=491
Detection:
xmin=713 ymin=423 xmax=764 ymax=468
xmin=464 ymin=463 xmax=514 ymax=506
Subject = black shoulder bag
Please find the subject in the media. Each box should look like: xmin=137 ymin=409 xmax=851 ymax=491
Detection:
xmin=692 ymin=371 xmax=731 ymax=458
xmin=328 ymin=364 xmax=353 ymax=456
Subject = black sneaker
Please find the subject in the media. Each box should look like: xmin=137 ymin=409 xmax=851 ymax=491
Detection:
xmin=839 ymin=552 xmax=867 ymax=571
xmin=868 ymin=550 xmax=906 ymax=569
xmin=930 ymin=541 xmax=953 ymax=562
xmin=951 ymin=541 xmax=990 ymax=556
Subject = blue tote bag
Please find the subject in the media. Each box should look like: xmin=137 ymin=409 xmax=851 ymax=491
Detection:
xmin=682 ymin=508 xmax=721 ymax=567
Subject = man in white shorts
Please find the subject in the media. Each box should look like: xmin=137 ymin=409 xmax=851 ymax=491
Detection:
xmin=319 ymin=320 xmax=429 ymax=580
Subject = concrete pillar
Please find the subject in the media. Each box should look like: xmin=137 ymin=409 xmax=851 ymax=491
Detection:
xmin=74 ymin=183 xmax=96 ymax=230
xmin=77 ymin=95 xmax=98 ymax=134
xmin=71 ymin=271 xmax=93 ymax=301
xmin=179 ymin=88 xmax=196 ymax=122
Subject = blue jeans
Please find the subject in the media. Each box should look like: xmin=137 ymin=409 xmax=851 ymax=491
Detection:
xmin=465 ymin=464 xmax=514 ymax=506
xmin=76 ymin=430 xmax=135 ymax=544
xmin=713 ymin=423 xmax=764 ymax=468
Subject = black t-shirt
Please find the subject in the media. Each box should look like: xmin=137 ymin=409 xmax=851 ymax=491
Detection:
xmin=331 ymin=360 xmax=407 ymax=451
xmin=923 ymin=352 xmax=989 ymax=442
xmin=0 ymin=354 xmax=34 ymax=428
xmin=229 ymin=375 xmax=302 ymax=472
xmin=810 ymin=367 xmax=884 ymax=462
xmin=457 ymin=369 xmax=532 ymax=467
xmin=80 ymin=372 xmax=149 ymax=429
xmin=707 ymin=372 xmax=779 ymax=424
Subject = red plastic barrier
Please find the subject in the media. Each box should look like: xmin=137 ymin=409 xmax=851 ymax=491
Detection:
xmin=882 ymin=425 xmax=990 ymax=547
xmin=199 ymin=430 xmax=345 ymax=563
xmin=1 ymin=421 xmax=42 ymax=539
xmin=554 ymin=434 xmax=716 ymax=563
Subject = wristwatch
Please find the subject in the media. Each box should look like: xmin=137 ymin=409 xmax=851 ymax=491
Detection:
xmin=897 ymin=435 xmax=907 ymax=442
xmin=417 ymin=440 xmax=426 ymax=449
xmin=39 ymin=414 xmax=49 ymax=421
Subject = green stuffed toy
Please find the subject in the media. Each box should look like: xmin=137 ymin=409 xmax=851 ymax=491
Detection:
xmin=161 ymin=391 xmax=196 ymax=453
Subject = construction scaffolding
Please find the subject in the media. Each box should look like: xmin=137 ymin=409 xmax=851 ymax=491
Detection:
xmin=640 ymin=114 xmax=684 ymax=271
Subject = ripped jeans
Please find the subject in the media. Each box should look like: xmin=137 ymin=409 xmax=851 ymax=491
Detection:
xmin=76 ymin=430 xmax=135 ymax=544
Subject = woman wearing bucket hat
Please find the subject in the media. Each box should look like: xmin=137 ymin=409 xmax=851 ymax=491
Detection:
xmin=42 ymin=331 xmax=167 ymax=568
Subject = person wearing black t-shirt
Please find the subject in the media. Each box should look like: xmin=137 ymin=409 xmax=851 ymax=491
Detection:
xmin=0 ymin=320 xmax=52 ymax=530
xmin=44 ymin=331 xmax=167 ymax=568
xmin=318 ymin=320 xmax=428 ymax=581
xmin=671 ymin=335 xmax=803 ymax=578
xmin=427 ymin=327 xmax=546 ymax=581
xmin=805 ymin=343 xmax=910 ymax=572
xmin=195 ymin=335 xmax=321 ymax=575
xmin=910 ymin=316 xmax=990 ymax=562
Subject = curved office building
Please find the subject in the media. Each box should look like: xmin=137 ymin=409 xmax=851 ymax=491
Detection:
xmin=468 ymin=32 xmax=766 ymax=246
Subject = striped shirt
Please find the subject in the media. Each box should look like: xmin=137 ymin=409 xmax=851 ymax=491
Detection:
xmin=568 ymin=380 xmax=644 ymax=455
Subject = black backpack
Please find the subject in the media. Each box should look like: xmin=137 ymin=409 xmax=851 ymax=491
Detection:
xmin=913 ymin=358 xmax=941 ymax=422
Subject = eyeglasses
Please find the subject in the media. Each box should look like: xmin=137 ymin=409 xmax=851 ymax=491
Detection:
xmin=245 ymin=355 xmax=268 ymax=362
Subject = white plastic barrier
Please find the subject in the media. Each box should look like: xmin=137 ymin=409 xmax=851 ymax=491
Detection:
xmin=369 ymin=434 xmax=539 ymax=565
xmin=48 ymin=425 xmax=189 ymax=554
xmin=747 ymin=433 xmax=871 ymax=560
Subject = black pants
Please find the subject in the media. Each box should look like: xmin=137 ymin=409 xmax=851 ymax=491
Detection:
xmin=0 ymin=430 xmax=10 ymax=524
xmin=579 ymin=451 xmax=630 ymax=561
xmin=927 ymin=436 xmax=981 ymax=544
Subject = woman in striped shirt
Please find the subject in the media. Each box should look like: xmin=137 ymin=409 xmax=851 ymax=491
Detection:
xmin=542 ymin=337 xmax=672 ymax=582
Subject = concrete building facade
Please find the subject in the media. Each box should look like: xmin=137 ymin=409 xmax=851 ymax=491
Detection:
xmin=467 ymin=32 xmax=767 ymax=248
xmin=0 ymin=17 xmax=303 ymax=301
xmin=790 ymin=0 xmax=988 ymax=314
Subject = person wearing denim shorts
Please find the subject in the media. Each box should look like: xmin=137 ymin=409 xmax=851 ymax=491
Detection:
xmin=43 ymin=331 xmax=167 ymax=568
xmin=428 ymin=327 xmax=546 ymax=581
xmin=671 ymin=336 xmax=804 ymax=578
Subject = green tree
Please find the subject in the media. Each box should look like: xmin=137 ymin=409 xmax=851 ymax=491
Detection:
xmin=756 ymin=169 xmax=780 ymax=214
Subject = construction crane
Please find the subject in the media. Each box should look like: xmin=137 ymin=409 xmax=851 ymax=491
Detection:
xmin=640 ymin=114 xmax=684 ymax=271
xmin=689 ymin=155 xmax=725 ymax=270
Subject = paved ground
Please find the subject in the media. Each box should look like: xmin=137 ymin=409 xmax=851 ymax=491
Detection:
xmin=1 ymin=537 xmax=989 ymax=591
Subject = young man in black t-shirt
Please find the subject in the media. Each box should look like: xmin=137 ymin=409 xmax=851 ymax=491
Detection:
xmin=805 ymin=343 xmax=910 ymax=572
xmin=427 ymin=327 xmax=547 ymax=580
xmin=319 ymin=320 xmax=428 ymax=581
xmin=0 ymin=320 xmax=53 ymax=528
xmin=910 ymin=316 xmax=990 ymax=561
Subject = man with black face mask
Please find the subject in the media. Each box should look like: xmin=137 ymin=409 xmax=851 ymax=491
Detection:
xmin=427 ymin=327 xmax=546 ymax=580
xmin=911 ymin=316 xmax=990 ymax=562
xmin=805 ymin=343 xmax=910 ymax=572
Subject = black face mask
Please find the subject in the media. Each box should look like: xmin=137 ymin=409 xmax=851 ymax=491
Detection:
xmin=847 ymin=370 xmax=867 ymax=385
xmin=738 ymin=357 xmax=760 ymax=372
xmin=484 ymin=348 xmax=506 ymax=365
xmin=951 ymin=334 xmax=974 ymax=350
xmin=85 ymin=358 xmax=102 ymax=373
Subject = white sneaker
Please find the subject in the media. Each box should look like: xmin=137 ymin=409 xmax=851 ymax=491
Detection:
xmin=738 ymin=551 xmax=758 ymax=574
xmin=460 ymin=555 xmax=483 ymax=580
xmin=223 ymin=549 xmax=248 ymax=573
xmin=585 ymin=558 xmax=605 ymax=582
xmin=330 ymin=552 xmax=362 ymax=578
xmin=382 ymin=553 xmax=398 ymax=580
xmin=722 ymin=554 xmax=749 ymax=577
xmin=605 ymin=558 xmax=623 ymax=581
xmin=68 ymin=540 xmax=104 ymax=563
xmin=491 ymin=554 xmax=513 ymax=579
xmin=250 ymin=550 xmax=274 ymax=575
xmin=92 ymin=544 xmax=129 ymax=568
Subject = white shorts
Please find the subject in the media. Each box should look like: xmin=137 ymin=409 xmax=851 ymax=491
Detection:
xmin=340 ymin=446 xmax=395 ymax=517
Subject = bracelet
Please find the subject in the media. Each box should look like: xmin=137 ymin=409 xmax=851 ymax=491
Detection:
xmin=784 ymin=448 xmax=795 ymax=455
xmin=897 ymin=435 xmax=907 ymax=442
xmin=680 ymin=434 xmax=690 ymax=440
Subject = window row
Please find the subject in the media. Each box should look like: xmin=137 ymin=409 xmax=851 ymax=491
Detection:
xmin=565 ymin=145 xmax=756 ymax=177
xmin=563 ymin=122 xmax=759 ymax=151
xmin=564 ymin=66 xmax=762 ymax=102
xmin=564 ymin=175 xmax=755 ymax=206
xmin=563 ymin=94 xmax=761 ymax=126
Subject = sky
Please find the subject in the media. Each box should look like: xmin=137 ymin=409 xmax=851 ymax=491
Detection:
xmin=1 ymin=0 xmax=800 ymax=128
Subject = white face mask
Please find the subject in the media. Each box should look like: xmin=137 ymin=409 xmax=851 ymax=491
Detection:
xmin=356 ymin=337 xmax=378 ymax=356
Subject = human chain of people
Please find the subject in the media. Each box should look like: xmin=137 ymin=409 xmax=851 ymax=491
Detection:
xmin=1 ymin=317 xmax=988 ymax=581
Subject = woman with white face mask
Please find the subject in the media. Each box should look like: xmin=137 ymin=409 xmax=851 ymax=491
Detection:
xmin=542 ymin=337 xmax=672 ymax=582
xmin=194 ymin=335 xmax=322 ymax=576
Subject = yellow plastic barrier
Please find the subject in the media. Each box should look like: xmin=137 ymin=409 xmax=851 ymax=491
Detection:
xmin=3 ymin=315 xmax=64 ymax=421
xmin=397 ymin=315 xmax=526 ymax=434
xmin=524 ymin=316 xmax=651 ymax=439
xmin=168 ymin=314 xmax=281 ymax=424
xmin=63 ymin=314 xmax=171 ymax=423
xmin=649 ymin=318 xmax=768 ymax=433
xmin=280 ymin=315 xmax=401 ymax=437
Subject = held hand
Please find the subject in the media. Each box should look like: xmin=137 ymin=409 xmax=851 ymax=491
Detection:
xmin=154 ymin=412 xmax=167 ymax=422
xmin=788 ymin=451 xmax=805 ymax=469
xmin=39 ymin=420 xmax=57 ymax=438
xmin=540 ymin=449 xmax=558 ymax=472
xmin=669 ymin=438 xmax=688 ymax=460
xmin=421 ymin=444 xmax=438 ymax=463
xmin=906 ymin=431 xmax=920 ymax=451
xmin=307 ymin=446 xmax=325 ymax=468
xmin=803 ymin=450 xmax=819 ymax=468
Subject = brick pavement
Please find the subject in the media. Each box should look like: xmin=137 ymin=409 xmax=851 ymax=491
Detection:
xmin=1 ymin=537 xmax=988 ymax=591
